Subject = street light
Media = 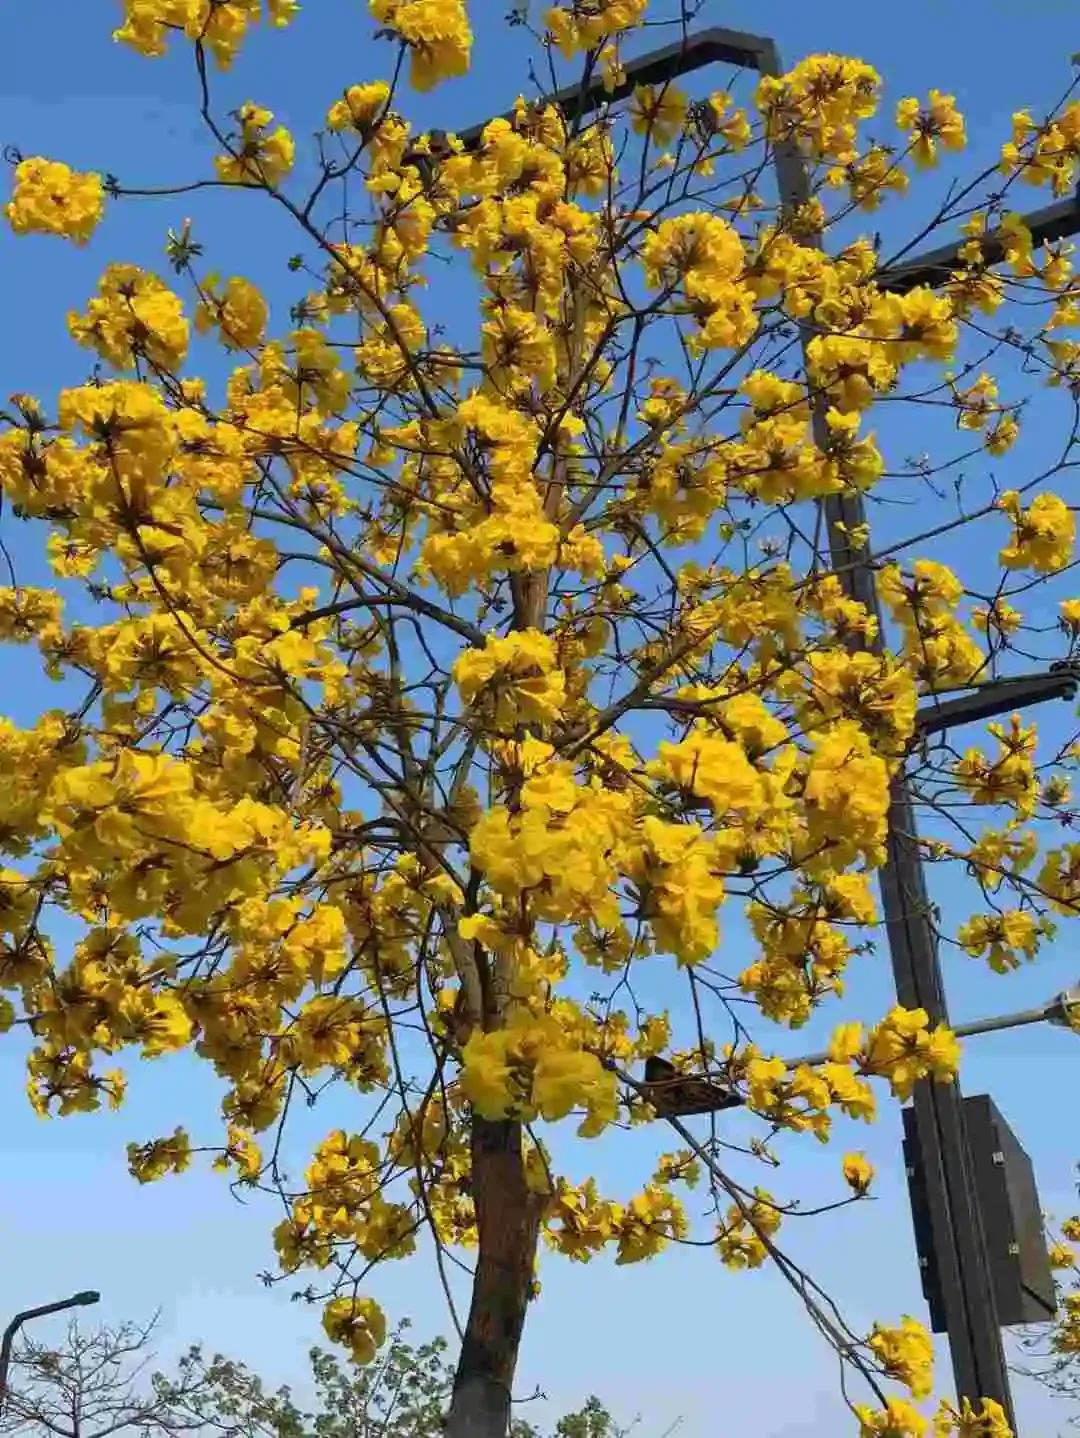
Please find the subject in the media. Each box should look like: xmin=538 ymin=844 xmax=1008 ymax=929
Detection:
xmin=782 ymin=984 xmax=1080 ymax=1069
xmin=640 ymin=982 xmax=1080 ymax=1101
xmin=0 ymin=1291 xmax=100 ymax=1414
xmin=641 ymin=987 xmax=1078 ymax=1338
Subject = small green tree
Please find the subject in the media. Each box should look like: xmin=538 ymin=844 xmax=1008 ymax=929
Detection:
xmin=1016 ymin=1175 xmax=1080 ymax=1422
xmin=158 ymin=1321 xmax=644 ymax=1438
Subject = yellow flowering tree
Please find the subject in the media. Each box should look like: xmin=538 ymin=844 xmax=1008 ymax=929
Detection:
xmin=4 ymin=4 xmax=1080 ymax=1436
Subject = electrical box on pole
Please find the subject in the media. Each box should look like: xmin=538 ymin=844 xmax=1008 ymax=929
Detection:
xmin=903 ymin=1097 xmax=1056 ymax=1333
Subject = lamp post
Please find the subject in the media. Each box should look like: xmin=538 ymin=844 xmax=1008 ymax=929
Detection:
xmin=783 ymin=984 xmax=1080 ymax=1070
xmin=454 ymin=25 xmax=1080 ymax=1432
xmin=0 ymin=1291 xmax=100 ymax=1415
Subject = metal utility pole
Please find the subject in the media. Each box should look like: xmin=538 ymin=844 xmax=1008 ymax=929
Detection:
xmin=0 ymin=1291 xmax=100 ymax=1415
xmin=757 ymin=55 xmax=1016 ymax=1429
xmin=458 ymin=27 xmax=1080 ymax=1430
xmin=757 ymin=37 xmax=1080 ymax=1428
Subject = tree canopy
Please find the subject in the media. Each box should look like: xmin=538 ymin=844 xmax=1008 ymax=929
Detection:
xmin=4 ymin=3 xmax=1080 ymax=1435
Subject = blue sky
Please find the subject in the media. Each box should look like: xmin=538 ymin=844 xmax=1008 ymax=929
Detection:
xmin=2 ymin=3 xmax=1080 ymax=1435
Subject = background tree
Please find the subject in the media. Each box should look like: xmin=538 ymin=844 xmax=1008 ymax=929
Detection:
xmin=3 ymin=3 xmax=1080 ymax=1437
xmin=0 ymin=1316 xmax=209 ymax=1438
xmin=161 ymin=1323 xmax=648 ymax=1438
xmin=1 ymin=1315 xmax=647 ymax=1438
xmin=1018 ymin=1177 xmax=1080 ymax=1420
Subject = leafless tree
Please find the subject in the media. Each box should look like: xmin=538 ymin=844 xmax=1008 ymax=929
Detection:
xmin=0 ymin=1315 xmax=209 ymax=1438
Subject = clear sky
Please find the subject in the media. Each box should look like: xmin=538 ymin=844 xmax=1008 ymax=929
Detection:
xmin=2 ymin=3 xmax=1080 ymax=1436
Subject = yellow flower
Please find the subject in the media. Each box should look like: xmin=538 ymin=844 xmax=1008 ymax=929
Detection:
xmin=195 ymin=274 xmax=268 ymax=349
xmin=869 ymin=1315 xmax=935 ymax=1398
xmin=706 ymin=92 xmax=752 ymax=152
xmin=897 ymin=90 xmax=966 ymax=166
xmin=861 ymin=1007 xmax=961 ymax=1100
xmin=998 ymin=489 xmax=1074 ymax=572
xmin=459 ymin=1018 xmax=618 ymax=1136
xmin=215 ymin=102 xmax=295 ymax=186
xmin=842 ymin=1151 xmax=875 ymax=1195
xmin=957 ymin=910 xmax=1040 ymax=974
xmin=617 ymin=1184 xmax=688 ymax=1263
xmin=6 ymin=157 xmax=105 ymax=244
xmin=954 ymin=373 xmax=999 ymax=431
xmin=972 ymin=599 xmax=1021 ymax=637
xmin=934 ymin=1397 xmax=1012 ymax=1438
xmin=453 ymin=630 xmax=566 ymax=730
xmin=546 ymin=0 xmax=647 ymax=58
xmin=629 ymin=84 xmax=687 ymax=147
xmin=370 ymin=0 xmax=472 ymax=90
xmin=756 ymin=54 xmax=882 ymax=162
xmin=326 ymin=81 xmax=391 ymax=134
xmin=114 ymin=0 xmax=298 ymax=67
xmin=127 ymin=1126 xmax=192 ymax=1183
xmin=69 ymin=263 xmax=189 ymax=371
xmin=856 ymin=1398 xmax=929 ymax=1438
xmin=641 ymin=212 xmax=757 ymax=353
xmin=716 ymin=1188 xmax=782 ymax=1271
xmin=1000 ymin=100 xmax=1080 ymax=197
xmin=985 ymin=414 xmax=1019 ymax=455
xmin=321 ymin=1295 xmax=387 ymax=1365
xmin=459 ymin=1029 xmax=519 ymax=1118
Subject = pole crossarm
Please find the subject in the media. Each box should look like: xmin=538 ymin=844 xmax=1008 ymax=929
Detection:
xmin=455 ymin=25 xmax=776 ymax=151
xmin=780 ymin=986 xmax=1079 ymax=1068
xmin=879 ymin=188 xmax=1080 ymax=295
xmin=914 ymin=664 xmax=1080 ymax=737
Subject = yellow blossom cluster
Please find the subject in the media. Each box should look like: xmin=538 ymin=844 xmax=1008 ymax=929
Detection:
xmin=716 ymin=1189 xmax=783 ymax=1269
xmin=453 ymin=630 xmax=567 ymax=731
xmin=641 ymin=212 xmax=758 ymax=353
xmin=1002 ymin=101 xmax=1080 ymax=195
xmin=545 ymin=0 xmax=647 ymax=58
xmin=459 ymin=1012 xmax=617 ymax=1135
xmin=878 ymin=561 xmax=984 ymax=691
xmin=954 ymin=716 xmax=1039 ymax=819
xmin=998 ymin=490 xmax=1075 ymax=574
xmin=113 ymin=0 xmax=298 ymax=68
xmin=215 ymin=103 xmax=295 ymax=186
xmin=5 ymin=158 xmax=104 ymax=244
xmin=757 ymin=54 xmax=881 ymax=161
xmin=843 ymin=1152 xmax=875 ymax=1195
xmin=856 ymin=1397 xmax=1012 ymax=1438
xmin=957 ymin=910 xmax=1044 ymax=973
xmin=69 ymin=263 xmax=189 ymax=371
xmin=195 ymin=273 xmax=268 ymax=349
xmin=543 ymin=1177 xmax=691 ymax=1264
xmin=275 ymin=1130 xmax=414 ymax=1272
xmin=321 ymin=1296 xmax=388 ymax=1365
xmin=835 ymin=1008 xmax=961 ymax=1102
xmin=371 ymin=0 xmax=472 ymax=90
xmin=127 ymin=1126 xmax=193 ymax=1183
xmin=869 ymin=1315 xmax=935 ymax=1398
xmin=896 ymin=91 xmax=966 ymax=167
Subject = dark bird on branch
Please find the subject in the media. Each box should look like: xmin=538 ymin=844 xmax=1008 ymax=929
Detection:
xmin=641 ymin=1056 xmax=741 ymax=1117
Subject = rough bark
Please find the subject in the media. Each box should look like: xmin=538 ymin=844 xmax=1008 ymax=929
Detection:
xmin=445 ymin=1117 xmax=542 ymax=1438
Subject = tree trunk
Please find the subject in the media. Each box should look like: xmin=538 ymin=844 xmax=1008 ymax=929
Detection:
xmin=445 ymin=1117 xmax=542 ymax=1438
